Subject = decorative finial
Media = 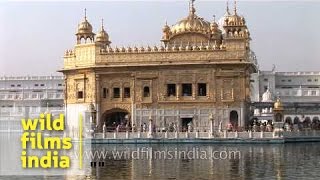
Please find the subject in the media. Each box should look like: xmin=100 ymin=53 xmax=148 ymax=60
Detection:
xmin=226 ymin=1 xmax=230 ymax=15
xmin=84 ymin=8 xmax=87 ymax=20
xmin=234 ymin=0 xmax=237 ymax=15
xmin=101 ymin=18 xmax=104 ymax=30
xmin=189 ymin=0 xmax=196 ymax=15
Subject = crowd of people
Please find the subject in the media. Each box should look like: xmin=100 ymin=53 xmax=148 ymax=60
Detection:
xmin=101 ymin=119 xmax=320 ymax=133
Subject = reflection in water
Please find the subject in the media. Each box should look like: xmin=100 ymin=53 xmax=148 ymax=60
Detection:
xmin=1 ymin=133 xmax=320 ymax=179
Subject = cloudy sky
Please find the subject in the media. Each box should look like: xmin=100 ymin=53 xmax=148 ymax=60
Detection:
xmin=0 ymin=0 xmax=319 ymax=76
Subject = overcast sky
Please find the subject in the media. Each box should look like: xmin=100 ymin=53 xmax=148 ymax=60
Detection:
xmin=0 ymin=1 xmax=319 ymax=76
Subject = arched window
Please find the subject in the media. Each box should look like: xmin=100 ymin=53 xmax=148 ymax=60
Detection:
xmin=80 ymin=37 xmax=86 ymax=44
xmin=275 ymin=113 xmax=283 ymax=122
xmin=293 ymin=116 xmax=300 ymax=124
xmin=143 ymin=86 xmax=150 ymax=97
xmin=285 ymin=117 xmax=292 ymax=124
xmin=230 ymin=111 xmax=239 ymax=129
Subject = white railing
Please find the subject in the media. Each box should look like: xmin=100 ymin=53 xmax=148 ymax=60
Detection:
xmin=0 ymin=76 xmax=64 ymax=81
xmin=276 ymin=72 xmax=320 ymax=76
xmin=92 ymin=131 xmax=279 ymax=139
xmin=90 ymin=130 xmax=320 ymax=140
xmin=0 ymin=92 xmax=64 ymax=100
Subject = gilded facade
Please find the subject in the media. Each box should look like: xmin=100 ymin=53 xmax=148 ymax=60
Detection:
xmin=60 ymin=1 xmax=258 ymax=132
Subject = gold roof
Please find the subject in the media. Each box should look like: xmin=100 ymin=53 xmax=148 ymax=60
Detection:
xmin=210 ymin=15 xmax=221 ymax=33
xmin=96 ymin=19 xmax=111 ymax=44
xmin=170 ymin=1 xmax=211 ymax=35
xmin=223 ymin=1 xmax=246 ymax=26
xmin=274 ymin=98 xmax=283 ymax=110
xmin=76 ymin=9 xmax=94 ymax=35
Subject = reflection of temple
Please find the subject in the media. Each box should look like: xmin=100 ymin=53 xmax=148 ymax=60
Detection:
xmin=60 ymin=1 xmax=257 ymax=132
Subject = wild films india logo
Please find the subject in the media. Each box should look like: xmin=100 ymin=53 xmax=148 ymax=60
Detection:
xmin=20 ymin=113 xmax=73 ymax=169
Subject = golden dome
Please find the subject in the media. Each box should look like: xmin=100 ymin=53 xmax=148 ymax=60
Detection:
xmin=224 ymin=1 xmax=246 ymax=26
xmin=76 ymin=9 xmax=94 ymax=35
xmin=77 ymin=19 xmax=93 ymax=34
xmin=274 ymin=98 xmax=283 ymax=110
xmin=95 ymin=19 xmax=111 ymax=45
xmin=96 ymin=30 xmax=109 ymax=42
xmin=210 ymin=15 xmax=221 ymax=34
xmin=170 ymin=1 xmax=211 ymax=35
xmin=225 ymin=14 xmax=245 ymax=26
xmin=162 ymin=21 xmax=170 ymax=32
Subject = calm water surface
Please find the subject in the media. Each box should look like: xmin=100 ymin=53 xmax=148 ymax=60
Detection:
xmin=1 ymin=133 xmax=320 ymax=180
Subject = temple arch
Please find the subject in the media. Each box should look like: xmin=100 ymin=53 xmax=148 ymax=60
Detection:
xmin=101 ymin=108 xmax=130 ymax=132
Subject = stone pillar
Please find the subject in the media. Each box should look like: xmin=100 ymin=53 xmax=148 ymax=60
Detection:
xmin=240 ymin=102 xmax=246 ymax=128
xmin=138 ymin=131 xmax=141 ymax=138
xmin=102 ymin=124 xmax=106 ymax=138
xmin=192 ymin=83 xmax=196 ymax=100
xmin=176 ymin=83 xmax=180 ymax=100
xmin=126 ymin=131 xmax=129 ymax=139
xmin=148 ymin=115 xmax=153 ymax=138
xmin=209 ymin=113 xmax=214 ymax=138
xmin=95 ymin=74 xmax=101 ymax=131
xmin=223 ymin=130 xmax=227 ymax=138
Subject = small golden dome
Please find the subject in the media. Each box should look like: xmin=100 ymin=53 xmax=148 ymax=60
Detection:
xmin=96 ymin=29 xmax=109 ymax=42
xmin=224 ymin=2 xmax=246 ymax=26
xmin=95 ymin=19 xmax=111 ymax=45
xmin=77 ymin=9 xmax=93 ymax=35
xmin=162 ymin=22 xmax=170 ymax=32
xmin=274 ymin=98 xmax=283 ymax=109
xmin=78 ymin=19 xmax=93 ymax=34
xmin=210 ymin=16 xmax=221 ymax=34
xmin=76 ymin=9 xmax=95 ymax=45
xmin=225 ymin=14 xmax=245 ymax=26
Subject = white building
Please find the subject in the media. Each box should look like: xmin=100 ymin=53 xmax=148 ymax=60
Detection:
xmin=251 ymin=71 xmax=320 ymax=103
xmin=251 ymin=71 xmax=320 ymax=125
xmin=0 ymin=76 xmax=64 ymax=131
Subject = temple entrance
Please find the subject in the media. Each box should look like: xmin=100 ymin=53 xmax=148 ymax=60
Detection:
xmin=102 ymin=108 xmax=129 ymax=132
xmin=275 ymin=113 xmax=283 ymax=122
xmin=230 ymin=111 xmax=239 ymax=130
xmin=181 ymin=118 xmax=192 ymax=132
